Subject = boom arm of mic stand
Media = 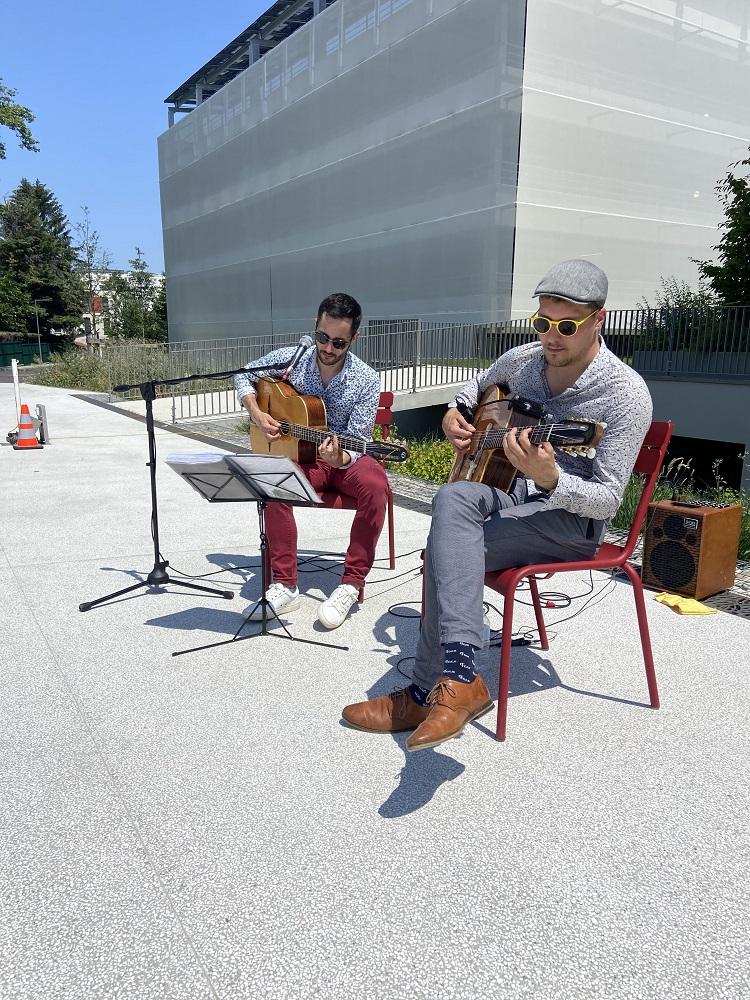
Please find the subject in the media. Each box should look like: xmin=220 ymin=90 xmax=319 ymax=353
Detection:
xmin=112 ymin=361 xmax=289 ymax=395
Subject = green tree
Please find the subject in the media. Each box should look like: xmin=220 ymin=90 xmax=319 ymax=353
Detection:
xmin=638 ymin=275 xmax=716 ymax=312
xmin=0 ymin=78 xmax=39 ymax=159
xmin=0 ymin=179 xmax=84 ymax=334
xmin=0 ymin=271 xmax=32 ymax=331
xmin=147 ymin=276 xmax=168 ymax=341
xmin=73 ymin=205 xmax=112 ymax=342
xmin=695 ymin=150 xmax=750 ymax=305
xmin=101 ymin=248 xmax=167 ymax=341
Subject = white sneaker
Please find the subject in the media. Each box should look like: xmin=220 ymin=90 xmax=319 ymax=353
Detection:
xmin=317 ymin=584 xmax=359 ymax=630
xmin=247 ymin=583 xmax=300 ymax=621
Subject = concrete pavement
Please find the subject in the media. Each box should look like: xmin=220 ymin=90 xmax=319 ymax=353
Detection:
xmin=1 ymin=382 xmax=748 ymax=1000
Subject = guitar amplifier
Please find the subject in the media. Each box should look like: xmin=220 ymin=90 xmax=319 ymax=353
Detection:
xmin=641 ymin=500 xmax=742 ymax=599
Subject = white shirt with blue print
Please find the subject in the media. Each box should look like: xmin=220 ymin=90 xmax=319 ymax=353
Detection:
xmin=234 ymin=345 xmax=381 ymax=465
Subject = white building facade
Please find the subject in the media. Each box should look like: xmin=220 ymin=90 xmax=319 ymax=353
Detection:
xmin=158 ymin=0 xmax=750 ymax=341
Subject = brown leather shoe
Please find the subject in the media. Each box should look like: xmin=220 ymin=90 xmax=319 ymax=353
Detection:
xmin=406 ymin=675 xmax=494 ymax=751
xmin=342 ymin=688 xmax=431 ymax=733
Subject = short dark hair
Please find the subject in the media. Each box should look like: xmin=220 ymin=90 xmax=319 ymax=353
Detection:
xmin=316 ymin=292 xmax=362 ymax=333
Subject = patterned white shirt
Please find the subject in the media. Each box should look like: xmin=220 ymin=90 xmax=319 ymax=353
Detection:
xmin=234 ymin=345 xmax=381 ymax=465
xmin=452 ymin=339 xmax=653 ymax=521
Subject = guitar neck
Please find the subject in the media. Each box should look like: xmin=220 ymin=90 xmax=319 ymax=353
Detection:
xmin=284 ymin=422 xmax=366 ymax=454
xmin=475 ymin=424 xmax=565 ymax=449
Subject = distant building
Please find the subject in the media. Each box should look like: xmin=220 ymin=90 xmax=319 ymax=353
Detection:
xmin=159 ymin=0 xmax=750 ymax=343
xmin=79 ymin=270 xmax=165 ymax=342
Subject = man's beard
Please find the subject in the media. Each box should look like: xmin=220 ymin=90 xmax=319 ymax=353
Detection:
xmin=317 ymin=348 xmax=346 ymax=367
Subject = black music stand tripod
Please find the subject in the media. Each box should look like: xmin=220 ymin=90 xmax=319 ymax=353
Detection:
xmin=79 ymin=362 xmax=287 ymax=613
xmin=171 ymin=453 xmax=348 ymax=656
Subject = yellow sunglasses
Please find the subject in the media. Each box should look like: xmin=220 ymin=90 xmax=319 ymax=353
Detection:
xmin=531 ymin=309 xmax=598 ymax=337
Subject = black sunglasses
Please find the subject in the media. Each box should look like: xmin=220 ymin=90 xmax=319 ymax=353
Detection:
xmin=315 ymin=330 xmax=351 ymax=350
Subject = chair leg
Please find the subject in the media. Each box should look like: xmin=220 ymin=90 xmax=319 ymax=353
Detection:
xmin=387 ymin=492 xmax=395 ymax=570
xmin=528 ymin=576 xmax=549 ymax=649
xmin=623 ymin=562 xmax=660 ymax=708
xmin=496 ymin=587 xmax=518 ymax=741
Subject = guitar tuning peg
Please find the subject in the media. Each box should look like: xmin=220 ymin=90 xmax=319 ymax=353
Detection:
xmin=586 ymin=447 xmax=596 ymax=459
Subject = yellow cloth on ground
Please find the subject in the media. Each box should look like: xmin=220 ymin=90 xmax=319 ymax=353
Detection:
xmin=654 ymin=592 xmax=718 ymax=615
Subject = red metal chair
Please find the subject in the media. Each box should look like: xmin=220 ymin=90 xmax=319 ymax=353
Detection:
xmin=317 ymin=391 xmax=396 ymax=602
xmin=484 ymin=420 xmax=673 ymax=741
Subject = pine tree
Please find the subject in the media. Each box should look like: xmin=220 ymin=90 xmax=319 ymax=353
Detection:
xmin=0 ymin=179 xmax=85 ymax=333
xmin=695 ymin=151 xmax=750 ymax=306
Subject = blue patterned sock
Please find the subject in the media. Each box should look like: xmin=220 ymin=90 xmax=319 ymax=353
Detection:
xmin=442 ymin=642 xmax=477 ymax=684
xmin=408 ymin=683 xmax=430 ymax=706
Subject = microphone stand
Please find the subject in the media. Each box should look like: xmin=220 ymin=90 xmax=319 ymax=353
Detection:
xmin=79 ymin=361 xmax=289 ymax=612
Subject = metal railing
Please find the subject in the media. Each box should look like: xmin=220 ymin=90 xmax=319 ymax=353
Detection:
xmin=603 ymin=305 xmax=750 ymax=379
xmin=102 ymin=307 xmax=750 ymax=422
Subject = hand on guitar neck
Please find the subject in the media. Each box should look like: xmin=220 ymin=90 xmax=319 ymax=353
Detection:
xmin=502 ymin=426 xmax=559 ymax=492
xmin=317 ymin=433 xmax=350 ymax=468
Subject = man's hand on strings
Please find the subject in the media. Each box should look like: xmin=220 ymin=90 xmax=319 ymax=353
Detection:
xmin=443 ymin=407 xmax=475 ymax=453
xmin=503 ymin=427 xmax=559 ymax=491
xmin=319 ymin=434 xmax=349 ymax=468
xmin=253 ymin=409 xmax=282 ymax=442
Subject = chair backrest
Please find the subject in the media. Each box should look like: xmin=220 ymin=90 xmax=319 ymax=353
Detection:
xmin=619 ymin=420 xmax=673 ymax=557
xmin=375 ymin=391 xmax=394 ymax=441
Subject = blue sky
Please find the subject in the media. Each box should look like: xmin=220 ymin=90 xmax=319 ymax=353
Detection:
xmin=1 ymin=0 xmax=271 ymax=271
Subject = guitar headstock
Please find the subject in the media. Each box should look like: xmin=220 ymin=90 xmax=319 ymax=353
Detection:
xmin=550 ymin=420 xmax=606 ymax=459
xmin=366 ymin=441 xmax=410 ymax=464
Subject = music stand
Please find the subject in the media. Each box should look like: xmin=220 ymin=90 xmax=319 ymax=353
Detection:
xmin=168 ymin=453 xmax=348 ymax=657
xmin=79 ymin=360 xmax=287 ymax=613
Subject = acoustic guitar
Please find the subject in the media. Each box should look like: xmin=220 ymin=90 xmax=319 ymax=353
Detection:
xmin=250 ymin=377 xmax=409 ymax=464
xmin=449 ymin=384 xmax=605 ymax=492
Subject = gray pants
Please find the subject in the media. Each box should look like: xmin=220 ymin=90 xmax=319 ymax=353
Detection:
xmin=412 ymin=478 xmax=603 ymax=691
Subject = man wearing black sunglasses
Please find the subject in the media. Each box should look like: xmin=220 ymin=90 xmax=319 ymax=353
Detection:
xmin=235 ymin=292 xmax=389 ymax=630
xmin=343 ymin=259 xmax=653 ymax=749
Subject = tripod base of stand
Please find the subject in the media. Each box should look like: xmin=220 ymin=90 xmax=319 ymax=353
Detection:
xmin=79 ymin=561 xmax=234 ymax=612
xmin=172 ymin=596 xmax=348 ymax=656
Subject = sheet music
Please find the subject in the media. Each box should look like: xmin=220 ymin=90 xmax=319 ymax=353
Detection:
xmin=165 ymin=452 xmax=258 ymax=502
xmin=226 ymin=454 xmax=322 ymax=505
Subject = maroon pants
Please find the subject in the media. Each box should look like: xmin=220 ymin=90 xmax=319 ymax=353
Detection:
xmin=264 ymin=456 xmax=390 ymax=588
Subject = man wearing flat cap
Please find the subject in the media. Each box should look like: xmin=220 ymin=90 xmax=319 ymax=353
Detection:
xmin=342 ymin=259 xmax=653 ymax=750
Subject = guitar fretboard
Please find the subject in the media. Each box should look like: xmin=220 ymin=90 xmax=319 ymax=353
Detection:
xmin=472 ymin=424 xmax=581 ymax=450
xmin=280 ymin=421 xmax=366 ymax=454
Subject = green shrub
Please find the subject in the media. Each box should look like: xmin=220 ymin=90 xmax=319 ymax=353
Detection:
xmin=27 ymin=350 xmax=110 ymax=391
xmin=612 ymin=455 xmax=750 ymax=560
xmin=388 ymin=428 xmax=455 ymax=482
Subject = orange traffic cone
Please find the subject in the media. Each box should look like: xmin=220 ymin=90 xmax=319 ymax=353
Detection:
xmin=13 ymin=403 xmax=43 ymax=450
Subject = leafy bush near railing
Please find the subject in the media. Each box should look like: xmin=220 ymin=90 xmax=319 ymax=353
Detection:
xmin=612 ymin=457 xmax=750 ymax=560
xmin=25 ymin=343 xmax=217 ymax=398
xmin=389 ymin=429 xmax=455 ymax=482
xmin=27 ymin=351 xmax=110 ymax=391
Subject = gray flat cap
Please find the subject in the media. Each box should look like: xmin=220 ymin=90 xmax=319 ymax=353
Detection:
xmin=533 ymin=259 xmax=608 ymax=308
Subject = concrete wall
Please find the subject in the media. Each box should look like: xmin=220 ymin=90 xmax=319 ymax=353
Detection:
xmin=645 ymin=376 xmax=750 ymax=492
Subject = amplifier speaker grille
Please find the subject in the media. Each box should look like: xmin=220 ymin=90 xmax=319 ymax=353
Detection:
xmin=641 ymin=502 xmax=741 ymax=599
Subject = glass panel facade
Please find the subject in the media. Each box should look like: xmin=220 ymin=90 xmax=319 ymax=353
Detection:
xmin=158 ymin=0 xmax=750 ymax=340
xmin=511 ymin=0 xmax=750 ymax=315
xmin=158 ymin=0 xmax=526 ymax=340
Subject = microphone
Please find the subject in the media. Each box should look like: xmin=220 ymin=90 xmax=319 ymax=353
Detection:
xmin=281 ymin=335 xmax=313 ymax=380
